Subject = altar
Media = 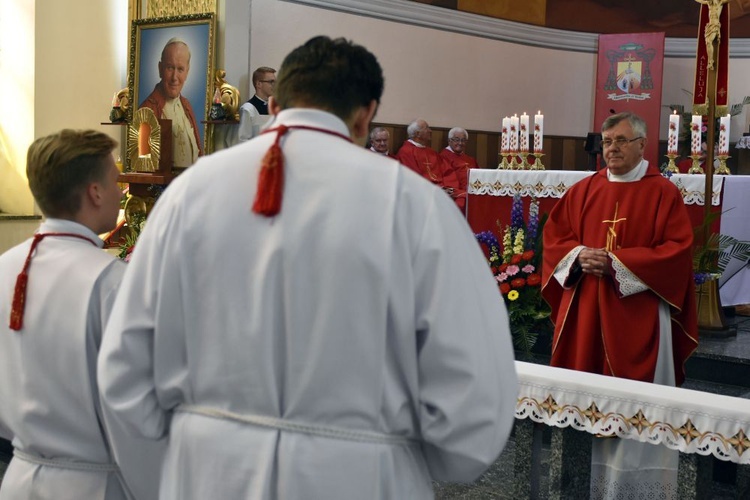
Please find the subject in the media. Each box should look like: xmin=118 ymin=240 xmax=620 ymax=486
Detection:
xmin=466 ymin=170 xmax=750 ymax=306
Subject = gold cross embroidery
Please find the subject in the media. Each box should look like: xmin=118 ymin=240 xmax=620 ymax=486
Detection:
xmin=602 ymin=202 xmax=627 ymax=252
xmin=423 ymin=157 xmax=438 ymax=181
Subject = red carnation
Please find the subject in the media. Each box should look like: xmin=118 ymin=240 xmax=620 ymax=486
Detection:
xmin=510 ymin=254 xmax=522 ymax=265
xmin=499 ymin=283 xmax=511 ymax=294
xmin=499 ymin=263 xmax=509 ymax=272
xmin=527 ymin=273 xmax=541 ymax=286
xmin=511 ymin=277 xmax=526 ymax=289
xmin=522 ymin=250 xmax=535 ymax=261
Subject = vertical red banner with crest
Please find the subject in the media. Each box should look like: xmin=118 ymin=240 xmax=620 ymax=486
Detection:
xmin=594 ymin=33 xmax=666 ymax=168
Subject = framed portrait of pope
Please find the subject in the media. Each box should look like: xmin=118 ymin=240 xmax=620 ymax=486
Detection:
xmin=128 ymin=13 xmax=215 ymax=169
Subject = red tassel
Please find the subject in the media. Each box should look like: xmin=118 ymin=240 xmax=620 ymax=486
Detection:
xmin=9 ymin=233 xmax=44 ymax=331
xmin=7 ymin=232 xmax=97 ymax=331
xmin=252 ymin=125 xmax=288 ymax=217
xmin=9 ymin=272 xmax=28 ymax=331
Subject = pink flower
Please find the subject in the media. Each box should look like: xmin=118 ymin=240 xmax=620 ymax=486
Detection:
xmin=522 ymin=264 xmax=535 ymax=273
xmin=496 ymin=272 xmax=509 ymax=282
xmin=506 ymin=265 xmax=520 ymax=276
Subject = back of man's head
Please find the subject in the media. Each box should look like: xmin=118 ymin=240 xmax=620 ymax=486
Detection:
xmin=274 ymin=36 xmax=384 ymax=122
xmin=27 ymin=129 xmax=117 ymax=218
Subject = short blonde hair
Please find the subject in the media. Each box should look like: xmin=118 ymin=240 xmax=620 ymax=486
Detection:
xmin=27 ymin=129 xmax=117 ymax=217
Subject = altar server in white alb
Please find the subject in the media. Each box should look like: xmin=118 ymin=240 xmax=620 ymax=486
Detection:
xmin=98 ymin=36 xmax=518 ymax=499
xmin=0 ymin=130 xmax=162 ymax=499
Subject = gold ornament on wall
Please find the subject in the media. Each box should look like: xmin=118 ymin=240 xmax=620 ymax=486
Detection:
xmin=215 ymin=69 xmax=241 ymax=121
xmin=128 ymin=107 xmax=161 ymax=172
xmin=148 ymin=0 xmax=216 ymax=17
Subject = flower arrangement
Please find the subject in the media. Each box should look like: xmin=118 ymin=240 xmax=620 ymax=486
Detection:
xmin=476 ymin=194 xmax=550 ymax=354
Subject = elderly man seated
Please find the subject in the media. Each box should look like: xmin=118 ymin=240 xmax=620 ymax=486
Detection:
xmin=440 ymin=127 xmax=479 ymax=196
xmin=396 ymin=118 xmax=464 ymax=212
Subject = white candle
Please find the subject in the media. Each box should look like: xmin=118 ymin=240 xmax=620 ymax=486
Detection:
xmin=510 ymin=114 xmax=519 ymax=153
xmin=520 ymin=112 xmax=530 ymax=152
xmin=500 ymin=116 xmax=510 ymax=153
xmin=691 ymin=115 xmax=702 ymax=155
xmin=719 ymin=114 xmax=730 ymax=155
xmin=667 ymin=111 xmax=680 ymax=155
xmin=534 ymin=111 xmax=544 ymax=153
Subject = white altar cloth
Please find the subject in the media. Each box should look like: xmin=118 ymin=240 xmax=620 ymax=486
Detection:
xmin=515 ymin=361 xmax=750 ymax=464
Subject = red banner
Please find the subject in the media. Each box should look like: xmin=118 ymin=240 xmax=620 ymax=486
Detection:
xmin=594 ymin=33 xmax=665 ymax=168
xmin=693 ymin=4 xmax=729 ymax=115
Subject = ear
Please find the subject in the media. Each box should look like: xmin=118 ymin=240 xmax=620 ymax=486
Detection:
xmin=86 ymin=181 xmax=104 ymax=208
xmin=268 ymin=96 xmax=281 ymax=116
xmin=350 ymin=100 xmax=378 ymax=142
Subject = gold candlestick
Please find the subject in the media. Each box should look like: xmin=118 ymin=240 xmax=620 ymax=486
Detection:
xmin=687 ymin=154 xmax=704 ymax=174
xmin=497 ymin=152 xmax=510 ymax=169
xmin=519 ymin=152 xmax=530 ymax=170
xmin=715 ymin=154 xmax=731 ymax=175
xmin=664 ymin=153 xmax=679 ymax=174
xmin=531 ymin=152 xmax=545 ymax=170
xmin=509 ymin=153 xmax=520 ymax=170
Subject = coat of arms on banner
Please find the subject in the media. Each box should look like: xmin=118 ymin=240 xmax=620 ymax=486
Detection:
xmin=603 ymin=43 xmax=656 ymax=102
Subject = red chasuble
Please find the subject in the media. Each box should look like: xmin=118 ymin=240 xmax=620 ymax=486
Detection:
xmin=541 ymin=165 xmax=698 ymax=385
xmin=396 ymin=141 xmax=464 ymax=210
xmin=440 ymin=148 xmax=478 ymax=194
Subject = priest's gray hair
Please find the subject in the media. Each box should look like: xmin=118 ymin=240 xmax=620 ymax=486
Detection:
xmin=602 ymin=112 xmax=647 ymax=138
xmin=407 ymin=119 xmax=426 ymax=139
xmin=448 ymin=127 xmax=469 ymax=140
xmin=161 ymin=37 xmax=191 ymax=64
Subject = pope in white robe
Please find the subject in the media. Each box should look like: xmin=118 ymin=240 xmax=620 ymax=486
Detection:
xmin=99 ymin=36 xmax=517 ymax=500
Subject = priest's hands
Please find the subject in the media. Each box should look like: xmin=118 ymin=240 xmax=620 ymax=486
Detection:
xmin=578 ymin=247 xmax=610 ymax=278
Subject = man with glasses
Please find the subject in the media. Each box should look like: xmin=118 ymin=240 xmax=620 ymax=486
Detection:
xmin=542 ymin=112 xmax=697 ymax=498
xmin=396 ymin=118 xmax=464 ymax=211
xmin=238 ymin=66 xmax=276 ymax=142
xmin=440 ymin=127 xmax=478 ymax=200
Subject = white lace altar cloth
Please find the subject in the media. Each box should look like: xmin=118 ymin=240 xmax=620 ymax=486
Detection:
xmin=514 ymin=361 xmax=750 ymax=464
xmin=468 ymin=170 xmax=724 ymax=206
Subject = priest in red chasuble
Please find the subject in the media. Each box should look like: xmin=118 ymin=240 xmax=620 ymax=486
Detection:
xmin=543 ymin=112 xmax=698 ymax=496
xmin=396 ymin=119 xmax=465 ymax=211
xmin=542 ymin=112 xmax=698 ymax=386
xmin=440 ymin=127 xmax=479 ymax=196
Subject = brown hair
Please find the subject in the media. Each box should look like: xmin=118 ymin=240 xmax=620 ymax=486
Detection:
xmin=252 ymin=66 xmax=276 ymax=87
xmin=274 ymin=36 xmax=383 ymax=121
xmin=26 ymin=129 xmax=117 ymax=218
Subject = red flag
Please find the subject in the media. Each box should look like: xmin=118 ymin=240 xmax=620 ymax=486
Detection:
xmin=594 ymin=33 xmax=666 ymax=168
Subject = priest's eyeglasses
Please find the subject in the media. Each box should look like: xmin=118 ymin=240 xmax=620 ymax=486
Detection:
xmin=449 ymin=138 xmax=468 ymax=143
xmin=602 ymin=137 xmax=643 ymax=149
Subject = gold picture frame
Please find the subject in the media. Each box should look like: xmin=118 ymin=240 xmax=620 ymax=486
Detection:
xmin=127 ymin=13 xmax=215 ymax=170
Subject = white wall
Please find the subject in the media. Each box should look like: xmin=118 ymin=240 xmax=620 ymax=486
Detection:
xmin=0 ymin=0 xmax=128 ymax=215
xmin=0 ymin=0 xmax=35 ymax=214
xmin=222 ymin=0 xmax=750 ymax=143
